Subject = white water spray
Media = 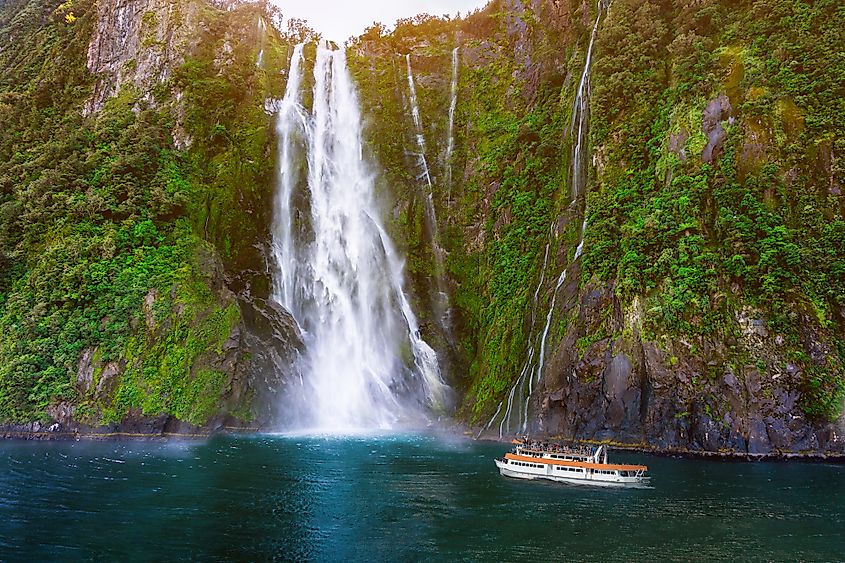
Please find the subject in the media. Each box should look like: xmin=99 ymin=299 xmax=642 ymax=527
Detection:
xmin=272 ymin=43 xmax=450 ymax=431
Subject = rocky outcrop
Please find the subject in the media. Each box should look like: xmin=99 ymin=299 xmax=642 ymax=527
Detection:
xmin=522 ymin=281 xmax=845 ymax=456
xmin=701 ymin=94 xmax=732 ymax=163
xmin=9 ymin=245 xmax=304 ymax=439
xmin=84 ymin=0 xmax=202 ymax=115
xmin=229 ymin=296 xmax=303 ymax=425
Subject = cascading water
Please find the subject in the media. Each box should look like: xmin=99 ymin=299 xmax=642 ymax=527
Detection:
xmin=445 ymin=47 xmax=459 ymax=202
xmin=481 ymin=0 xmax=608 ymax=438
xmin=570 ymin=0 xmax=606 ymax=200
xmin=475 ymin=228 xmax=552 ymax=439
xmin=534 ymin=216 xmax=588 ymax=391
xmin=272 ymin=43 xmax=450 ymax=431
xmin=256 ymin=17 xmax=266 ymax=68
xmin=405 ymin=55 xmax=434 ymax=191
xmin=405 ymin=53 xmax=451 ymax=333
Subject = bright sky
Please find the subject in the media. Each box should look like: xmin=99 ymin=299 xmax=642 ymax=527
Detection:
xmin=273 ymin=0 xmax=490 ymax=42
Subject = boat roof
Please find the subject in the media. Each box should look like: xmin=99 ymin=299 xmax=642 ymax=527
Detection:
xmin=505 ymin=453 xmax=648 ymax=472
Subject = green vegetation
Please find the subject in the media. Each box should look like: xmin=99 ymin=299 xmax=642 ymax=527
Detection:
xmin=582 ymin=0 xmax=845 ymax=420
xmin=0 ymin=0 xmax=843 ymax=432
xmin=354 ymin=0 xmax=845 ymax=424
xmin=0 ymin=0 xmax=289 ymax=425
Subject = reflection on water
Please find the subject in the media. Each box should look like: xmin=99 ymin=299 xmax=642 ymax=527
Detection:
xmin=0 ymin=434 xmax=843 ymax=560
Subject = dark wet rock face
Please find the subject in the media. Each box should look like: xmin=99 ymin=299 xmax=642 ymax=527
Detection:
xmin=701 ymin=94 xmax=732 ymax=163
xmin=668 ymin=128 xmax=689 ymax=161
xmin=231 ymin=297 xmax=303 ymax=426
xmin=523 ymin=281 xmax=845 ymax=457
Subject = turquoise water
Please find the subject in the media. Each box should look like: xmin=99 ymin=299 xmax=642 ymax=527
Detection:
xmin=0 ymin=433 xmax=843 ymax=561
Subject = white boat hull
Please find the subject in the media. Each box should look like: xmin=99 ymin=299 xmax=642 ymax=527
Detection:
xmin=495 ymin=458 xmax=649 ymax=489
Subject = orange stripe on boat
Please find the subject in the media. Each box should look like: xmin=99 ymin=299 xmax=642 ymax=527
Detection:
xmin=504 ymin=453 xmax=647 ymax=472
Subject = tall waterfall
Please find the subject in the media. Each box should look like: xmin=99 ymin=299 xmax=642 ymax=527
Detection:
xmin=272 ymin=43 xmax=450 ymax=431
xmin=481 ymin=1 xmax=608 ymax=438
xmin=445 ymin=47 xmax=459 ymax=200
xmin=570 ymin=0 xmax=605 ymax=200
xmin=404 ymin=54 xmax=451 ymax=334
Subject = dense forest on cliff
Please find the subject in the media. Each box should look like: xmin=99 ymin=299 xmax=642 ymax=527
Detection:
xmin=350 ymin=0 xmax=845 ymax=452
xmin=0 ymin=0 xmax=843 ymax=453
xmin=0 ymin=0 xmax=299 ymax=428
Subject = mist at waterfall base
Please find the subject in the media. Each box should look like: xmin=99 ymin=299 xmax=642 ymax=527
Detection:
xmin=2 ymin=435 xmax=844 ymax=560
xmin=271 ymin=43 xmax=451 ymax=432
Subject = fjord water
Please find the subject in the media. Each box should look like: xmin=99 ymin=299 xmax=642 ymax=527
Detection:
xmin=1 ymin=435 xmax=843 ymax=560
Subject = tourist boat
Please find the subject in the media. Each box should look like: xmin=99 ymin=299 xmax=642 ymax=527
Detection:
xmin=494 ymin=439 xmax=649 ymax=488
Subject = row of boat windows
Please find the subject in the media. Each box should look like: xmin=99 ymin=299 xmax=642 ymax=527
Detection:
xmin=510 ymin=460 xmax=631 ymax=477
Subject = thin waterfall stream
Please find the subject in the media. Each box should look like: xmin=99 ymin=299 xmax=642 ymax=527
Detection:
xmin=255 ymin=16 xmax=266 ymax=68
xmin=445 ymin=47 xmax=459 ymax=204
xmin=272 ymin=43 xmax=450 ymax=431
xmin=481 ymin=0 xmax=608 ymax=438
xmin=405 ymin=53 xmax=452 ymax=334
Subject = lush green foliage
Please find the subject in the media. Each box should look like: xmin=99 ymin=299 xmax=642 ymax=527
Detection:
xmin=355 ymin=0 xmax=845 ymax=424
xmin=0 ymin=0 xmax=284 ymax=424
xmin=1 ymin=0 xmax=843 ymax=428
xmin=583 ymin=0 xmax=845 ymax=419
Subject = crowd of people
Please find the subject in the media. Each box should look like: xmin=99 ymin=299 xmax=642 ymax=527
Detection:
xmin=516 ymin=437 xmax=595 ymax=457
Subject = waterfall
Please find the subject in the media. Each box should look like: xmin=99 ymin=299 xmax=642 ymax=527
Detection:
xmin=405 ymin=55 xmax=433 ymax=190
xmin=481 ymin=228 xmax=552 ymax=438
xmin=256 ymin=17 xmax=266 ymax=68
xmin=273 ymin=43 xmax=307 ymax=309
xmin=445 ymin=47 xmax=459 ymax=201
xmin=272 ymin=43 xmax=450 ymax=431
xmin=570 ymin=1 xmax=605 ymax=200
xmin=480 ymin=1 xmax=607 ymax=439
xmin=405 ymin=53 xmax=451 ymax=334
xmin=534 ymin=216 xmax=588 ymax=390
